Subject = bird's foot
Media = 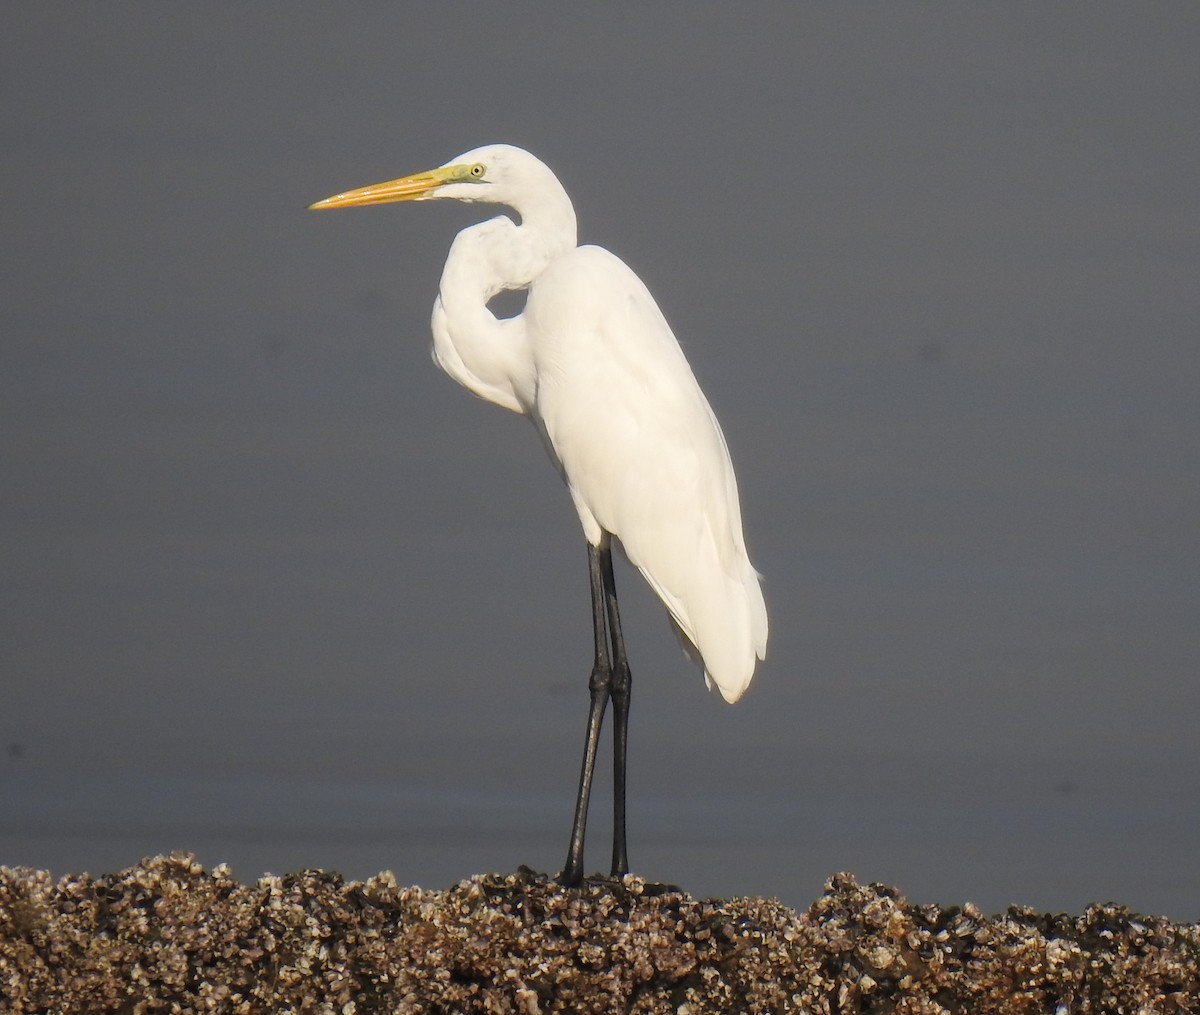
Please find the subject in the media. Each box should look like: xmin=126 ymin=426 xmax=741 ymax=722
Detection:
xmin=556 ymin=862 xmax=585 ymax=889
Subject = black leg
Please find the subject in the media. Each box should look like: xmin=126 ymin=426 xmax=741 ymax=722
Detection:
xmin=559 ymin=543 xmax=612 ymax=886
xmin=601 ymin=545 xmax=632 ymax=878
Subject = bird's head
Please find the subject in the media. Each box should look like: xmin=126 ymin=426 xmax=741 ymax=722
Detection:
xmin=308 ymin=144 xmax=557 ymax=211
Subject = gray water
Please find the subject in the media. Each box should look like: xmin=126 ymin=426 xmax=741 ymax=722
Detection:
xmin=3 ymin=5 xmax=1198 ymax=920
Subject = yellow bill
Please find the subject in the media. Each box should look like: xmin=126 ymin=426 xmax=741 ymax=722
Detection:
xmin=308 ymin=162 xmax=483 ymax=210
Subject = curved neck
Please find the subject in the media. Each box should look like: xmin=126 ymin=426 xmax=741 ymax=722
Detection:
xmin=431 ymin=186 xmax=577 ymax=413
xmin=473 ymin=175 xmax=578 ymax=291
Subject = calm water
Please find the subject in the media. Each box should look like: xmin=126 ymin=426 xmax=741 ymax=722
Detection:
xmin=5 ymin=748 xmax=1198 ymax=920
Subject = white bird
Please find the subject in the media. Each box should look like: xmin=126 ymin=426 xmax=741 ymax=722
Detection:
xmin=309 ymin=144 xmax=766 ymax=885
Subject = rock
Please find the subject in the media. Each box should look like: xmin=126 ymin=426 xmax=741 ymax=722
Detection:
xmin=1 ymin=854 xmax=1197 ymax=1012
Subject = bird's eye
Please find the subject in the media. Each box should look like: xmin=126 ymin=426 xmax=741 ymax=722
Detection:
xmin=469 ymin=163 xmax=486 ymax=178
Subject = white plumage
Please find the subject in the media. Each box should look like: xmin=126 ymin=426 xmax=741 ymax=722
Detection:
xmin=526 ymin=244 xmax=766 ymax=702
xmin=310 ymin=143 xmax=766 ymax=882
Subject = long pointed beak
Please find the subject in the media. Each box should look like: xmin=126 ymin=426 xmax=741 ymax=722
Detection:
xmin=307 ymin=167 xmax=452 ymax=210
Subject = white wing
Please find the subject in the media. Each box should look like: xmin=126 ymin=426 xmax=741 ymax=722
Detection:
xmin=524 ymin=245 xmax=767 ymax=701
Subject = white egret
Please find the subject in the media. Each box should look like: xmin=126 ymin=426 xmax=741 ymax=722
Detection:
xmin=309 ymin=145 xmax=766 ymax=886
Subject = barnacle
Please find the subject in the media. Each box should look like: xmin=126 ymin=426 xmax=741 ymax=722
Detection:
xmin=1 ymin=858 xmax=1197 ymax=1012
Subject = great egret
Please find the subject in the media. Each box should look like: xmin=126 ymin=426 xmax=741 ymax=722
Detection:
xmin=309 ymin=144 xmax=767 ymax=886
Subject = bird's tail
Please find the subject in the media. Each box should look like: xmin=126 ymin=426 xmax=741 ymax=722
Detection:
xmin=660 ymin=561 xmax=767 ymax=704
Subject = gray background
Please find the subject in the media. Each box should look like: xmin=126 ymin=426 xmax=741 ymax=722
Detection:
xmin=3 ymin=5 xmax=1198 ymax=920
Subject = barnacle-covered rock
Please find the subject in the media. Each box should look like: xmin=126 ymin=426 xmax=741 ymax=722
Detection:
xmin=1 ymin=855 xmax=1197 ymax=1012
